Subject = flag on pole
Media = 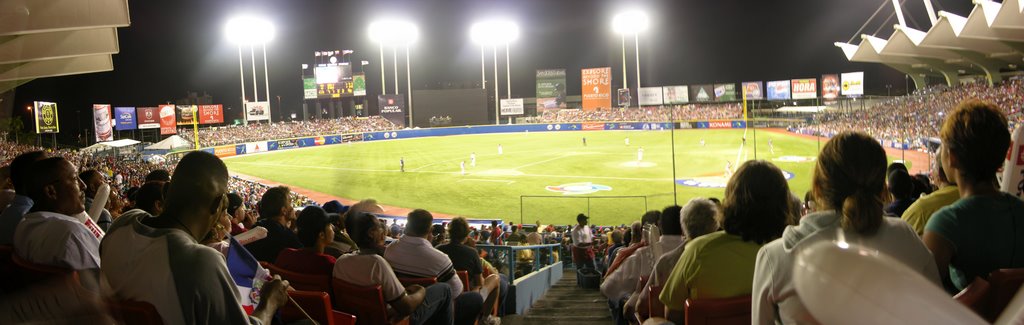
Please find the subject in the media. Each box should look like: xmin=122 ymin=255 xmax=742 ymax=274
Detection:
xmin=226 ymin=236 xmax=269 ymax=314
xmin=361 ymin=60 xmax=370 ymax=66
xmin=342 ymin=49 xmax=354 ymax=55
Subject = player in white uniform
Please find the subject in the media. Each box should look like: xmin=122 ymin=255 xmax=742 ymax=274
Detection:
xmin=498 ymin=144 xmax=503 ymax=155
xmin=637 ymin=147 xmax=644 ymax=161
xmin=460 ymin=161 xmax=466 ymax=175
xmin=470 ymin=152 xmax=476 ymax=167
xmin=725 ymin=160 xmax=733 ymax=178
xmin=768 ymin=138 xmax=775 ymax=154
xmin=700 ymin=138 xmax=705 ymax=147
xmin=625 ymin=137 xmax=630 ymax=146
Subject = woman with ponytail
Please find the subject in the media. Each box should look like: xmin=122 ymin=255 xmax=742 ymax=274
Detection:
xmin=752 ymin=131 xmax=940 ymax=324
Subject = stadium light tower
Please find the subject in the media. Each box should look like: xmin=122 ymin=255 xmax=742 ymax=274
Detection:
xmin=369 ymin=20 xmax=418 ymax=126
xmin=225 ymin=15 xmax=276 ymax=124
xmin=471 ymin=20 xmax=519 ymax=124
xmin=613 ymin=10 xmax=649 ymax=109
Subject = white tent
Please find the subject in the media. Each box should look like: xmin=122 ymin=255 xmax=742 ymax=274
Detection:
xmin=145 ymin=135 xmax=192 ymax=150
xmin=80 ymin=139 xmax=141 ymax=154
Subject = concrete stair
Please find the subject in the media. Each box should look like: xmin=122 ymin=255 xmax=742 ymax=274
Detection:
xmin=502 ymin=270 xmax=613 ymax=325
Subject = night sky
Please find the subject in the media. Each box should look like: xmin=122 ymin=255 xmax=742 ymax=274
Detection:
xmin=11 ymin=0 xmax=973 ymax=139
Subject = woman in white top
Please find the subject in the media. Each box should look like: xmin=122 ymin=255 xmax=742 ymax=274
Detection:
xmin=752 ymin=131 xmax=941 ymax=324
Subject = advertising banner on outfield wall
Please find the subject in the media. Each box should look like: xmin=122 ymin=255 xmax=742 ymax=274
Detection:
xmin=663 ymin=86 xmax=689 ymax=104
xmin=822 ymin=74 xmax=840 ymax=100
xmin=214 ymin=145 xmax=236 ymax=158
xmin=137 ymin=107 xmax=160 ymax=129
xmin=536 ymin=69 xmax=567 ymax=110
xmin=303 ymin=78 xmax=317 ymax=99
xmin=158 ymin=105 xmax=177 ymax=135
xmin=689 ymin=85 xmax=713 ymax=102
xmin=378 ymin=94 xmax=406 ymax=128
xmin=791 ymin=78 xmax=817 ymax=100
xmin=714 ymin=84 xmax=736 ymax=101
xmin=114 ymin=107 xmax=136 ymax=130
xmin=245 ymin=101 xmax=270 ymax=121
xmin=638 ymin=87 xmax=663 ymax=106
xmin=742 ymin=82 xmax=763 ymax=100
xmin=767 ymin=80 xmax=791 ymax=100
xmin=581 ymin=67 xmax=612 ymax=110
xmin=198 ymin=104 xmax=224 ymax=124
xmin=176 ymin=105 xmax=196 ymax=125
xmin=500 ymin=98 xmax=524 ymax=115
xmin=93 ymin=104 xmax=113 ymax=142
xmin=33 ymin=101 xmax=60 ymax=134
xmin=841 ymin=71 xmax=864 ymax=96
xmin=617 ymin=88 xmax=631 ymax=107
xmin=353 ymin=74 xmax=367 ymax=96
xmin=582 ymin=122 xmax=605 ymax=130
xmin=245 ymin=141 xmax=268 ymax=154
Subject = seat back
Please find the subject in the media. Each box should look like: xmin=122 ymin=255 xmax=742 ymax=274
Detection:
xmin=264 ymin=262 xmax=332 ymax=293
xmin=684 ymin=296 xmax=751 ymax=325
xmin=11 ymin=253 xmax=73 ymax=286
xmin=648 ymin=285 xmax=665 ymax=318
xmin=397 ymin=277 xmax=437 ymax=287
xmin=282 ymin=290 xmax=357 ymax=325
xmin=953 ymin=277 xmax=991 ymax=316
xmin=106 ymin=299 xmax=164 ymax=325
xmin=987 ymin=268 xmax=1024 ymax=321
xmin=332 ymin=279 xmax=390 ymax=325
xmin=457 ymin=271 xmax=470 ymax=289
xmin=0 ymin=245 xmax=16 ymax=292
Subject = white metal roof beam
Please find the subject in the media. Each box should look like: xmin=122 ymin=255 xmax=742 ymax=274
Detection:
xmin=0 ymin=55 xmax=112 ymax=82
xmin=0 ymin=0 xmax=130 ymax=36
xmin=0 ymin=28 xmax=119 ymax=64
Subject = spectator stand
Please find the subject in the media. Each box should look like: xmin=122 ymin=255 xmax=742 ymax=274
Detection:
xmin=477 ymin=243 xmax=562 ymax=315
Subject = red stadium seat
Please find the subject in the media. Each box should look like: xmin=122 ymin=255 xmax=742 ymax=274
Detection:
xmin=648 ymin=285 xmax=665 ymax=319
xmin=263 ymin=261 xmax=333 ymax=294
xmin=684 ymin=296 xmax=751 ymax=325
xmin=332 ymin=279 xmax=409 ymax=325
xmin=986 ymin=268 xmax=1024 ymax=321
xmin=106 ymin=299 xmax=164 ymax=325
xmin=281 ymin=290 xmax=356 ymax=325
xmin=11 ymin=252 xmax=73 ymax=286
xmin=953 ymin=277 xmax=990 ymax=317
xmin=457 ymin=270 xmax=470 ymax=289
xmin=397 ymin=277 xmax=437 ymax=287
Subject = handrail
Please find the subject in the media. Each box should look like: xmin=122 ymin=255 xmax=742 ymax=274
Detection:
xmin=476 ymin=243 xmax=562 ymax=282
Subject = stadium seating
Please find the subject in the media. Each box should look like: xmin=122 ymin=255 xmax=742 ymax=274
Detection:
xmin=953 ymin=277 xmax=991 ymax=316
xmin=11 ymin=253 xmax=73 ymax=287
xmin=457 ymin=270 xmax=470 ymax=290
xmin=683 ymin=296 xmax=751 ymax=325
xmin=332 ymin=279 xmax=410 ymax=325
xmin=105 ymin=299 xmax=164 ymax=325
xmin=986 ymin=268 xmax=1024 ymax=321
xmin=648 ymin=285 xmax=665 ymax=319
xmin=281 ymin=290 xmax=357 ymax=325
xmin=397 ymin=276 xmax=437 ymax=287
xmin=262 ymin=261 xmax=333 ymax=296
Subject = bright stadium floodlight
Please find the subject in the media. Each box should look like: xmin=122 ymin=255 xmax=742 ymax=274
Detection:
xmin=369 ymin=19 xmax=419 ymax=126
xmin=225 ymin=15 xmax=276 ymax=125
xmin=470 ymin=20 xmax=519 ymax=124
xmin=612 ymin=10 xmax=649 ymax=110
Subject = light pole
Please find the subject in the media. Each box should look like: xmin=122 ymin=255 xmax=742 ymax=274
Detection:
xmin=225 ymin=15 xmax=275 ymax=125
xmin=471 ymin=20 xmax=519 ymax=125
xmin=613 ymin=10 xmax=649 ymax=110
xmin=369 ymin=20 xmax=418 ymax=127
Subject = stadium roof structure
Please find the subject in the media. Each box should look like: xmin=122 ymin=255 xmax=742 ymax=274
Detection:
xmin=835 ymin=0 xmax=1024 ymax=89
xmin=0 ymin=0 xmax=130 ymax=93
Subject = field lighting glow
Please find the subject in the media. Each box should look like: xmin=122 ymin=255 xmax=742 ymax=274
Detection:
xmin=612 ymin=10 xmax=649 ymax=34
xmin=224 ymin=16 xmax=276 ymax=45
xmin=368 ymin=20 xmax=420 ymax=45
xmin=470 ymin=20 xmax=520 ymax=46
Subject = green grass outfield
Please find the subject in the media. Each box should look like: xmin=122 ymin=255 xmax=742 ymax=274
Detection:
xmin=224 ymin=129 xmax=906 ymax=226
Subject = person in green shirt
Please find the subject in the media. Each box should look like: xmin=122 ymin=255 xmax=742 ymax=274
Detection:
xmin=659 ymin=160 xmax=791 ymax=324
xmin=901 ymin=148 xmax=959 ymax=236
xmin=924 ymin=99 xmax=1024 ymax=293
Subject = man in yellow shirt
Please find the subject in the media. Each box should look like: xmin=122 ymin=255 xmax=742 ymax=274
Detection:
xmin=902 ymin=149 xmax=959 ymax=236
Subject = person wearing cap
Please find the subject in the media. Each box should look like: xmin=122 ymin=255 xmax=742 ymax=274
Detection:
xmin=275 ymin=206 xmax=337 ymax=275
xmin=225 ymin=192 xmax=252 ymax=236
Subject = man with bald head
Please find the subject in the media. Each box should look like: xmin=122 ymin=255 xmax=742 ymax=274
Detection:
xmin=102 ymin=151 xmax=290 ymax=324
xmin=13 ymin=157 xmax=100 ymax=270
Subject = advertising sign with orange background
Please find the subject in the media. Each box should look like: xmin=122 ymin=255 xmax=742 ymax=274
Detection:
xmin=581 ymin=67 xmax=611 ymax=111
xmin=199 ymin=104 xmax=224 ymax=124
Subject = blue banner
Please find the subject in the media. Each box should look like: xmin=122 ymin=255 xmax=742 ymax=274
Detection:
xmin=296 ymin=137 xmax=317 ymax=147
xmin=114 ymin=107 xmax=137 ymax=130
xmin=267 ymin=141 xmax=279 ymax=151
xmin=235 ymin=144 xmax=246 ymax=155
xmin=325 ymin=135 xmax=342 ymax=145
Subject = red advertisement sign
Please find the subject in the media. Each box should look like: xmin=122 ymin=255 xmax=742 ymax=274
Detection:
xmin=581 ymin=67 xmax=612 ymax=111
xmin=136 ymin=107 xmax=160 ymax=129
xmin=159 ymin=104 xmax=177 ymax=135
xmin=199 ymin=104 xmax=224 ymax=124
xmin=708 ymin=120 xmax=732 ymax=128
xmin=582 ymin=122 xmax=605 ymax=130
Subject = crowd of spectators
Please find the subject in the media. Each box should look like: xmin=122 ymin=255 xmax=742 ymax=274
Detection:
xmin=177 ymin=116 xmax=398 ymax=148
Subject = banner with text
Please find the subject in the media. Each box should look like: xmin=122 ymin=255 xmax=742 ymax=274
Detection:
xmin=500 ymin=98 xmax=525 ymax=115
xmin=536 ymin=69 xmax=567 ymax=110
xmin=33 ymin=101 xmax=60 ymax=134
xmin=114 ymin=107 xmax=136 ymax=130
xmin=689 ymin=84 xmax=714 ymax=102
xmin=767 ymin=80 xmax=791 ymax=100
xmin=245 ymin=101 xmax=270 ymax=121
xmin=378 ymin=94 xmax=406 ymax=128
xmin=742 ymin=82 xmax=763 ymax=100
xmin=581 ymin=67 xmax=612 ymax=110
xmin=662 ymin=86 xmax=689 ymax=104
xmin=841 ymin=71 xmax=864 ymax=96
xmin=353 ymin=74 xmax=367 ymax=96
xmin=137 ymin=107 xmax=160 ymax=129
xmin=93 ymin=104 xmax=113 ymax=142
xmin=303 ymin=78 xmax=317 ymax=99
xmin=158 ymin=105 xmax=177 ymax=135
xmin=791 ymin=78 xmax=817 ymax=99
xmin=714 ymin=83 xmax=737 ymax=101
xmin=822 ymin=74 xmax=840 ymax=100
xmin=176 ymin=105 xmax=196 ymax=125
xmin=199 ymin=104 xmax=224 ymax=124
xmin=638 ymin=87 xmax=664 ymax=106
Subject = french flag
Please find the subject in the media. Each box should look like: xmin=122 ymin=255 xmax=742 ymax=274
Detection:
xmin=226 ymin=236 xmax=270 ymax=314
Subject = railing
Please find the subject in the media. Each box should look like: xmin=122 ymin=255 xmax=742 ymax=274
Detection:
xmin=476 ymin=243 xmax=562 ymax=282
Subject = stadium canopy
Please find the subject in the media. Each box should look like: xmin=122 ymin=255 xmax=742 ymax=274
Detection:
xmin=145 ymin=135 xmax=192 ymax=151
xmin=80 ymin=139 xmax=141 ymax=154
xmin=0 ymin=0 xmax=130 ymax=93
xmin=776 ymin=106 xmax=827 ymax=113
xmin=835 ymin=0 xmax=1024 ymax=89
